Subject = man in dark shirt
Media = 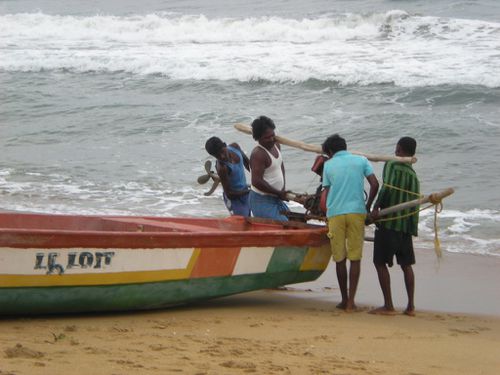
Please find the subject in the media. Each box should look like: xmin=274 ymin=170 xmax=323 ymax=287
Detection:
xmin=369 ymin=137 xmax=420 ymax=316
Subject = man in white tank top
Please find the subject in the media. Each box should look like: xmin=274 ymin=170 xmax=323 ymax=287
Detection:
xmin=249 ymin=116 xmax=289 ymax=221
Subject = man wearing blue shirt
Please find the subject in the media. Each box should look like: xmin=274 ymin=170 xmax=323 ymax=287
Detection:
xmin=322 ymin=134 xmax=379 ymax=312
xmin=205 ymin=137 xmax=251 ymax=217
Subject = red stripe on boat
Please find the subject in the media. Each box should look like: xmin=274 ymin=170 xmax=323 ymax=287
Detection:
xmin=190 ymin=247 xmax=241 ymax=278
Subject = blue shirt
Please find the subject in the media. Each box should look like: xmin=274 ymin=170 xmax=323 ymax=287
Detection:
xmin=322 ymin=150 xmax=374 ymax=217
xmin=219 ymin=145 xmax=248 ymax=192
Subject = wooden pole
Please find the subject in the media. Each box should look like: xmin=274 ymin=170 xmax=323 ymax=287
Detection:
xmin=376 ymin=187 xmax=454 ymax=218
xmin=285 ymin=187 xmax=454 ymax=222
xmin=374 ymin=187 xmax=454 ymax=259
xmin=234 ymin=123 xmax=417 ymax=164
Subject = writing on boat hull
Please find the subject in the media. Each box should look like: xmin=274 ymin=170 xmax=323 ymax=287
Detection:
xmin=34 ymin=251 xmax=116 ymax=275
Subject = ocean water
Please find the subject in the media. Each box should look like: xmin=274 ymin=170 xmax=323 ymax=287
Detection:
xmin=1 ymin=0 xmax=499 ymax=257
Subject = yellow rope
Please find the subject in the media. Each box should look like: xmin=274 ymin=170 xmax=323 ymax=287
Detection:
xmin=375 ymin=207 xmax=421 ymax=223
xmin=375 ymin=191 xmax=445 ymax=259
xmin=383 ymin=183 xmax=423 ymax=198
xmin=433 ymin=201 xmax=443 ymax=258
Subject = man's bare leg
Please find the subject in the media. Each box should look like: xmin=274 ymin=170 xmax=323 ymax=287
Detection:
xmin=335 ymin=259 xmax=348 ymax=309
xmin=369 ymin=263 xmax=397 ymax=315
xmin=345 ymin=260 xmax=360 ymax=312
xmin=401 ymin=264 xmax=415 ymax=316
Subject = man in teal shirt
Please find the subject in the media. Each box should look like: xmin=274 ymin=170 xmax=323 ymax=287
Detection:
xmin=322 ymin=134 xmax=379 ymax=312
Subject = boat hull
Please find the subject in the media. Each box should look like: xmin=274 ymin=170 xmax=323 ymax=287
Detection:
xmin=0 ymin=213 xmax=331 ymax=315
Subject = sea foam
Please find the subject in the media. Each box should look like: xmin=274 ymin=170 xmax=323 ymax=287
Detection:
xmin=419 ymin=209 xmax=500 ymax=257
xmin=1 ymin=11 xmax=499 ymax=87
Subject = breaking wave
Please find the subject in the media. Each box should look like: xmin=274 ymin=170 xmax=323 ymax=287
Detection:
xmin=1 ymin=11 xmax=499 ymax=86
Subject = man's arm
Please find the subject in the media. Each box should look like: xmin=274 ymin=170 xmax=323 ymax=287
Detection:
xmin=278 ymin=144 xmax=287 ymax=200
xmin=281 ymin=162 xmax=286 ymax=192
xmin=216 ymin=163 xmax=248 ymax=199
xmin=365 ymin=173 xmax=379 ymax=213
xmin=372 ymin=161 xmax=392 ymax=212
xmin=230 ymin=143 xmax=250 ymax=171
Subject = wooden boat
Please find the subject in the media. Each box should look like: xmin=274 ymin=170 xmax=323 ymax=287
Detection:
xmin=0 ymin=212 xmax=331 ymax=315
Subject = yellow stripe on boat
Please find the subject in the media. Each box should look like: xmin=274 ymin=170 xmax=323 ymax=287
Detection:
xmin=300 ymin=244 xmax=331 ymax=271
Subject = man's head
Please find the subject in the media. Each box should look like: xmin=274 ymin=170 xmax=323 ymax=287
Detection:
xmin=205 ymin=136 xmax=227 ymax=160
xmin=251 ymin=116 xmax=276 ymax=149
xmin=322 ymin=134 xmax=347 ymax=157
xmin=396 ymin=137 xmax=417 ymax=157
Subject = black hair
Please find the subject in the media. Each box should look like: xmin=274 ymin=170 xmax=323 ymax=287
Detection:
xmin=251 ymin=116 xmax=275 ymax=140
xmin=398 ymin=137 xmax=417 ymax=156
xmin=322 ymin=134 xmax=347 ymax=156
xmin=205 ymin=136 xmax=226 ymax=158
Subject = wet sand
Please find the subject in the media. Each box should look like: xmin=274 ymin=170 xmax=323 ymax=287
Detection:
xmin=297 ymin=244 xmax=500 ymax=316
xmin=1 ymin=246 xmax=500 ymax=375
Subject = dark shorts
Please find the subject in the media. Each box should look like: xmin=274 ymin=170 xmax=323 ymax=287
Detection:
xmin=373 ymin=227 xmax=415 ymax=267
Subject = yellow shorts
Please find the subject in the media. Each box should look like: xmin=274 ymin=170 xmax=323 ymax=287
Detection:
xmin=328 ymin=213 xmax=366 ymax=262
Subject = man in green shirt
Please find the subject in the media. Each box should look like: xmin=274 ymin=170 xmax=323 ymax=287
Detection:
xmin=369 ymin=137 xmax=420 ymax=316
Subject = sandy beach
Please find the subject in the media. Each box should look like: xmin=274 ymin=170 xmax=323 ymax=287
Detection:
xmin=2 ymin=1 xmax=500 ymax=374
xmin=1 ymin=245 xmax=499 ymax=375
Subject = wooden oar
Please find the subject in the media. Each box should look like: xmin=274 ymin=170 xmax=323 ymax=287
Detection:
xmin=285 ymin=187 xmax=454 ymax=222
xmin=375 ymin=187 xmax=454 ymax=219
xmin=234 ymin=123 xmax=417 ymax=164
xmin=374 ymin=187 xmax=454 ymax=259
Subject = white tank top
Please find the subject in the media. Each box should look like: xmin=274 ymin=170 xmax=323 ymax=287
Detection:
xmin=251 ymin=145 xmax=284 ymax=195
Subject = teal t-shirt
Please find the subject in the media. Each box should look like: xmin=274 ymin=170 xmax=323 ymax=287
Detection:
xmin=322 ymin=151 xmax=374 ymax=217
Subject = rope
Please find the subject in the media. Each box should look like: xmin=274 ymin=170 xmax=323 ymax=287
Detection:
xmin=383 ymin=183 xmax=423 ymax=198
xmin=375 ymin=191 xmax=446 ymax=259
xmin=375 ymin=208 xmax=421 ymax=223
xmin=433 ymin=201 xmax=443 ymax=258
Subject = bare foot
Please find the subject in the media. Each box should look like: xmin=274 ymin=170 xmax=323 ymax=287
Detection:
xmin=344 ymin=307 xmax=359 ymax=313
xmin=344 ymin=303 xmax=359 ymax=313
xmin=403 ymin=309 xmax=416 ymax=317
xmin=369 ymin=307 xmax=397 ymax=316
xmin=336 ymin=302 xmax=347 ymax=310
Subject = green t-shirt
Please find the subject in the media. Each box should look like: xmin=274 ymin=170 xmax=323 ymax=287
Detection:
xmin=376 ymin=161 xmax=420 ymax=236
